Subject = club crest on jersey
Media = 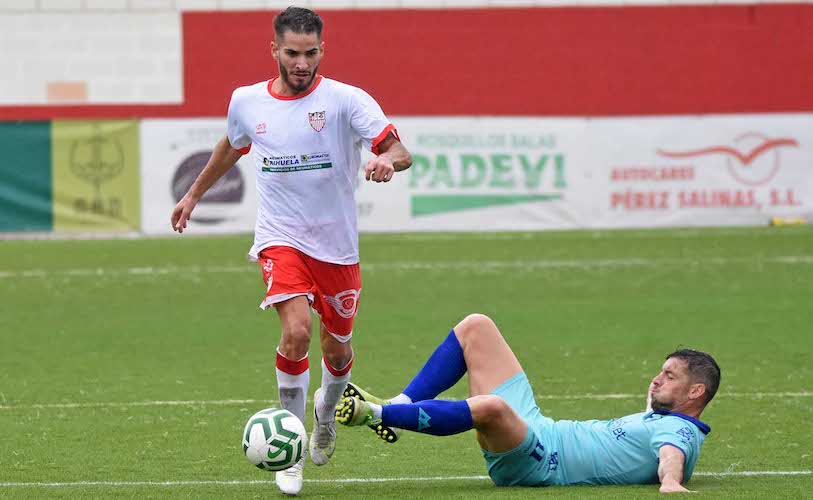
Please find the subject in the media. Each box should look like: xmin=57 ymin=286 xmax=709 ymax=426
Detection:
xmin=256 ymin=122 xmax=267 ymax=135
xmin=308 ymin=111 xmax=326 ymax=132
xmin=323 ymin=289 xmax=361 ymax=319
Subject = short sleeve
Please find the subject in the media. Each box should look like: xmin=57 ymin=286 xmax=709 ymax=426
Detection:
xmin=227 ymin=89 xmax=252 ymax=155
xmin=651 ymin=423 xmax=697 ymax=465
xmin=348 ymin=88 xmax=398 ymax=155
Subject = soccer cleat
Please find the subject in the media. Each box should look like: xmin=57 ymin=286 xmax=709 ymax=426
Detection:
xmin=275 ymin=457 xmax=304 ymax=496
xmin=309 ymin=388 xmax=336 ymax=466
xmin=335 ymin=396 xmax=376 ymax=427
xmin=342 ymin=383 xmax=400 ymax=443
xmin=343 ymin=382 xmax=388 ymax=405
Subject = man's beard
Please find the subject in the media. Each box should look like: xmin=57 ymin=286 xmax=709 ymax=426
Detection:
xmin=279 ymin=64 xmax=319 ymax=93
xmin=650 ymin=395 xmax=674 ymax=412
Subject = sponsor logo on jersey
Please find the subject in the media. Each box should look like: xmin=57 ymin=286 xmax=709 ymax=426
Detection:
xmin=262 ymin=153 xmax=333 ymax=172
xmin=301 ymin=152 xmax=330 ymax=163
xmin=676 ymin=426 xmax=695 ymax=444
xmin=309 ymin=111 xmax=326 ymax=132
xmin=256 ymin=122 xmax=267 ymax=135
xmin=322 ymin=289 xmax=361 ymax=319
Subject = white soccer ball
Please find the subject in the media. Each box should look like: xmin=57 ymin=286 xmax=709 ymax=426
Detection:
xmin=242 ymin=408 xmax=307 ymax=471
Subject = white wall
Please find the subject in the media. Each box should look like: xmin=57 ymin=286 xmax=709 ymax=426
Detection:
xmin=0 ymin=11 xmax=181 ymax=105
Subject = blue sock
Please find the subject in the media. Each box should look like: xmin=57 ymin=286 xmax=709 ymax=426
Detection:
xmin=382 ymin=400 xmax=473 ymax=436
xmin=403 ymin=330 xmax=467 ymax=402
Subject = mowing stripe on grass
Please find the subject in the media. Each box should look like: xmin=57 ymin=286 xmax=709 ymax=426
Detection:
xmin=1 ymin=392 xmax=810 ymax=410
xmin=0 ymin=471 xmax=810 ymax=487
xmin=0 ymin=227 xmax=807 ymax=242
xmin=1 ymin=255 xmax=812 ymax=280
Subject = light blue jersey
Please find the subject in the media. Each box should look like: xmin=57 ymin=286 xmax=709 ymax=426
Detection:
xmin=550 ymin=410 xmax=708 ymax=485
xmin=483 ymin=373 xmax=710 ymax=487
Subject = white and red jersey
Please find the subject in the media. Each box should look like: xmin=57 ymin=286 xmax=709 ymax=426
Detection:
xmin=227 ymin=75 xmax=397 ymax=265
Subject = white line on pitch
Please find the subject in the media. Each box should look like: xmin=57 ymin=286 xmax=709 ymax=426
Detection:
xmin=1 ymin=255 xmax=812 ymax=280
xmin=1 ymin=392 xmax=810 ymax=410
xmin=0 ymin=226 xmax=802 ymax=242
xmin=0 ymin=399 xmax=278 ymax=410
xmin=0 ymin=471 xmax=810 ymax=487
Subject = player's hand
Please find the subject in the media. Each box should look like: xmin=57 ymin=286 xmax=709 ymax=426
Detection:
xmin=659 ymin=481 xmax=694 ymax=493
xmin=364 ymin=156 xmax=395 ymax=183
xmin=171 ymin=195 xmax=199 ymax=233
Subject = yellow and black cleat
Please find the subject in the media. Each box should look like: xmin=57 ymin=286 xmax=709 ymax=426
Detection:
xmin=342 ymin=382 xmax=400 ymax=444
xmin=335 ymin=396 xmax=364 ymax=425
xmin=371 ymin=422 xmax=397 ymax=443
xmin=343 ymin=382 xmax=388 ymax=405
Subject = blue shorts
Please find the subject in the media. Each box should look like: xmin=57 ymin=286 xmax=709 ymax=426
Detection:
xmin=481 ymin=372 xmax=556 ymax=487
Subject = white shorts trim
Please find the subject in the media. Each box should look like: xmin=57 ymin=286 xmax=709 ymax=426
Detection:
xmin=326 ymin=330 xmax=353 ymax=343
xmin=259 ymin=292 xmax=314 ymax=311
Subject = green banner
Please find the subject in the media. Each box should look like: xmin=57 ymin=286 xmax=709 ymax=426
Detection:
xmin=51 ymin=121 xmax=140 ymax=232
xmin=0 ymin=122 xmax=53 ymax=232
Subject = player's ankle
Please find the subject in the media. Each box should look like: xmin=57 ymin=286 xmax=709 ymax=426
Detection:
xmin=369 ymin=402 xmax=383 ymax=421
xmin=389 ymin=393 xmax=413 ymax=405
xmin=316 ymin=402 xmax=336 ymax=423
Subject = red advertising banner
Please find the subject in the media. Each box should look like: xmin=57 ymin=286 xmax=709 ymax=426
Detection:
xmin=2 ymin=4 xmax=812 ymax=120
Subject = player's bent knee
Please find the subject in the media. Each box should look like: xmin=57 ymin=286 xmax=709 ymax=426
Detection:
xmin=280 ymin=322 xmax=312 ymax=358
xmin=470 ymin=395 xmax=512 ymax=427
xmin=455 ymin=313 xmax=496 ymax=337
xmin=455 ymin=313 xmax=498 ymax=345
xmin=463 ymin=313 xmax=495 ymax=329
xmin=285 ymin=322 xmax=312 ymax=341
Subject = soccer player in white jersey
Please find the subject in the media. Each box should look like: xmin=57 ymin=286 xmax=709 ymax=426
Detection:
xmin=337 ymin=314 xmax=721 ymax=493
xmin=170 ymin=7 xmax=412 ymax=495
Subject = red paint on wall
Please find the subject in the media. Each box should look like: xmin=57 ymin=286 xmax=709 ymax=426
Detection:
xmin=2 ymin=5 xmax=812 ymax=120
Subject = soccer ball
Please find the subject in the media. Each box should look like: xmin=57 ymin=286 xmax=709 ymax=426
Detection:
xmin=242 ymin=408 xmax=307 ymax=471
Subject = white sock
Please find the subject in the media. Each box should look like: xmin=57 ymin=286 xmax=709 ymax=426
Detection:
xmin=275 ymin=349 xmax=310 ymax=424
xmin=316 ymin=356 xmax=353 ymax=423
xmin=370 ymin=402 xmax=382 ymax=421
xmin=389 ymin=393 xmax=413 ymax=405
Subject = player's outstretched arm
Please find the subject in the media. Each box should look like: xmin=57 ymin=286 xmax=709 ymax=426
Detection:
xmin=658 ymin=445 xmax=693 ymax=493
xmin=171 ymin=135 xmax=244 ymax=233
xmin=364 ymin=133 xmax=412 ymax=182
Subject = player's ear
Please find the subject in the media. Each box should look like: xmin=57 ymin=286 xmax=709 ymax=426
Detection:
xmin=271 ymin=41 xmax=279 ymax=61
xmin=319 ymin=40 xmax=325 ymax=55
xmin=688 ymin=383 xmax=706 ymax=402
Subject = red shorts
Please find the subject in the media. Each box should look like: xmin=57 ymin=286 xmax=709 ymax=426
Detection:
xmin=258 ymin=246 xmax=361 ymax=342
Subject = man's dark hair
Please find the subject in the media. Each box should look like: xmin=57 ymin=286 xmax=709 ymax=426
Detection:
xmin=667 ymin=349 xmax=721 ymax=405
xmin=274 ymin=7 xmax=323 ymax=39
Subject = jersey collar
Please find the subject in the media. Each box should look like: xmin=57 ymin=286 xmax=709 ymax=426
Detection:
xmin=650 ymin=410 xmax=711 ymax=435
xmin=267 ymin=75 xmax=323 ymax=100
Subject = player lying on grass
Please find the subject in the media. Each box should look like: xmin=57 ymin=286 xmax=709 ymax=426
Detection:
xmin=336 ymin=314 xmax=720 ymax=493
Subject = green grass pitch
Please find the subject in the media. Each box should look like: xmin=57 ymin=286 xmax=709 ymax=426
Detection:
xmin=0 ymin=227 xmax=811 ymax=499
